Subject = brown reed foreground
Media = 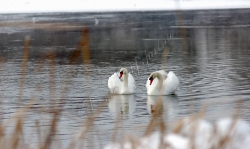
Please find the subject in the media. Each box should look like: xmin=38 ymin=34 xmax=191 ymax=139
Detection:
xmin=1 ymin=92 xmax=248 ymax=149
xmin=104 ymin=99 xmax=250 ymax=149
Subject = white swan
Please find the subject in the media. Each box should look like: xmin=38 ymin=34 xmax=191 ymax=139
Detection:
xmin=146 ymin=70 xmax=179 ymax=95
xmin=108 ymin=68 xmax=136 ymax=94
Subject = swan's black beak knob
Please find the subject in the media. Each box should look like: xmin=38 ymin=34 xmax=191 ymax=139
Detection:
xmin=149 ymin=77 xmax=154 ymax=85
xmin=119 ymin=71 xmax=123 ymax=79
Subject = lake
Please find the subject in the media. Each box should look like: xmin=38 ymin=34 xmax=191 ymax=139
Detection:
xmin=0 ymin=9 xmax=250 ymax=148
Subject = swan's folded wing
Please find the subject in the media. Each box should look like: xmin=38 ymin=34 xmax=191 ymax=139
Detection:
xmin=163 ymin=71 xmax=179 ymax=94
xmin=108 ymin=73 xmax=122 ymax=94
xmin=157 ymin=70 xmax=168 ymax=80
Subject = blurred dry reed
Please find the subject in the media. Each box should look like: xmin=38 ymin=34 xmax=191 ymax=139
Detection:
xmin=0 ymin=27 xmax=100 ymax=149
xmin=18 ymin=36 xmax=30 ymax=104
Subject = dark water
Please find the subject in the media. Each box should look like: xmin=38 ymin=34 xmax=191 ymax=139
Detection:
xmin=0 ymin=9 xmax=250 ymax=148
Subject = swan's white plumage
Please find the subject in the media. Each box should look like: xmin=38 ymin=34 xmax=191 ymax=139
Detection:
xmin=146 ymin=70 xmax=179 ymax=95
xmin=108 ymin=72 xmax=121 ymax=93
xmin=157 ymin=70 xmax=168 ymax=80
xmin=108 ymin=68 xmax=135 ymax=94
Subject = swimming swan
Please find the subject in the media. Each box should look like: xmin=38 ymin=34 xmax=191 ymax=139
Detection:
xmin=146 ymin=70 xmax=179 ymax=95
xmin=108 ymin=68 xmax=136 ymax=94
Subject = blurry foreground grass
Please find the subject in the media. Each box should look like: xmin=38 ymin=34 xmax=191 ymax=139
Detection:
xmin=2 ymin=92 xmax=249 ymax=149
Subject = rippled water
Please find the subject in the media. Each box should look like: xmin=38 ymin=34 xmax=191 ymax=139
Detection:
xmin=0 ymin=10 xmax=250 ymax=148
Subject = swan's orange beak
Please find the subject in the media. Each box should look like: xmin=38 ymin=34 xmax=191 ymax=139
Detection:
xmin=119 ymin=72 xmax=123 ymax=79
xmin=149 ymin=77 xmax=154 ymax=85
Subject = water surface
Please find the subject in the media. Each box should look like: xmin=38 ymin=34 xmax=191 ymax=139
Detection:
xmin=0 ymin=10 xmax=250 ymax=148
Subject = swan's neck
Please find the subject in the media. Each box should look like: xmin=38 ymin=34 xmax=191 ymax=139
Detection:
xmin=122 ymin=73 xmax=129 ymax=87
xmin=156 ymin=73 xmax=164 ymax=90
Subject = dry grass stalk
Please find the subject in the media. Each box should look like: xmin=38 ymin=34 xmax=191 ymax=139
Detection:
xmin=112 ymin=113 xmax=122 ymax=142
xmin=48 ymin=52 xmax=56 ymax=102
xmin=66 ymin=95 xmax=110 ymax=149
xmin=93 ymin=127 xmax=104 ymax=149
xmin=60 ymin=48 xmax=82 ymax=99
xmin=41 ymin=110 xmax=60 ymax=149
xmin=0 ymin=100 xmax=35 ymax=149
xmin=161 ymin=48 xmax=170 ymax=71
xmin=127 ymin=135 xmax=140 ymax=149
xmin=11 ymin=118 xmax=23 ymax=149
xmin=1 ymin=100 xmax=35 ymax=130
xmin=175 ymin=9 xmax=188 ymax=53
xmin=80 ymin=29 xmax=92 ymax=95
xmin=18 ymin=36 xmax=30 ymax=104
xmin=145 ymin=96 xmax=165 ymax=136
xmin=69 ymin=49 xmax=82 ymax=65
xmin=45 ymin=28 xmax=92 ymax=101
xmin=36 ymin=121 xmax=42 ymax=147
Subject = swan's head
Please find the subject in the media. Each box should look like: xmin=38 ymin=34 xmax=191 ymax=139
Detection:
xmin=149 ymin=72 xmax=158 ymax=85
xmin=119 ymin=68 xmax=128 ymax=79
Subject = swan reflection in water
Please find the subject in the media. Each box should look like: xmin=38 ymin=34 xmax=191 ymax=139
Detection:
xmin=108 ymin=95 xmax=136 ymax=119
xmin=147 ymin=95 xmax=179 ymax=121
